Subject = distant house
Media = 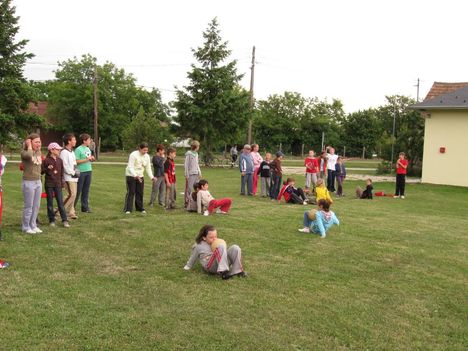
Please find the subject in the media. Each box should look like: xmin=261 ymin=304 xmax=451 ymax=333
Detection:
xmin=27 ymin=101 xmax=64 ymax=145
xmin=411 ymin=82 xmax=468 ymax=187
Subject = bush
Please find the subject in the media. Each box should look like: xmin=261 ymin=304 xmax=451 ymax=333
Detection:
xmin=376 ymin=160 xmax=392 ymax=175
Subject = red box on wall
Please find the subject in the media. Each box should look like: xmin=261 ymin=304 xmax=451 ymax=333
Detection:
xmin=439 ymin=147 xmax=446 ymax=153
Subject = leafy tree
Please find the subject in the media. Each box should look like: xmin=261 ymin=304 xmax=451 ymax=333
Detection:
xmin=0 ymin=0 xmax=43 ymax=146
xmin=341 ymin=109 xmax=381 ymax=158
xmin=254 ymin=92 xmax=344 ymax=154
xmin=173 ymin=18 xmax=250 ymax=152
xmin=122 ymin=106 xmax=172 ymax=150
xmin=46 ymin=55 xmax=170 ymax=149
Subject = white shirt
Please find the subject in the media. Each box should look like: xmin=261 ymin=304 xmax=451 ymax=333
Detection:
xmin=125 ymin=150 xmax=154 ymax=179
xmin=60 ymin=148 xmax=78 ymax=182
xmin=0 ymin=154 xmax=7 ymax=177
xmin=327 ymin=154 xmax=338 ymax=170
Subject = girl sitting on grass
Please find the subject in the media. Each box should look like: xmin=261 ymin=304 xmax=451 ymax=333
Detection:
xmin=184 ymin=224 xmax=246 ymax=280
xmin=196 ymin=179 xmax=232 ymax=216
xmin=277 ymin=178 xmax=308 ymax=205
xmin=298 ymin=199 xmax=339 ymax=238
xmin=313 ymin=178 xmax=333 ymax=205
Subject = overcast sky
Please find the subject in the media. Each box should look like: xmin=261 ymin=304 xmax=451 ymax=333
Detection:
xmin=14 ymin=0 xmax=468 ymax=113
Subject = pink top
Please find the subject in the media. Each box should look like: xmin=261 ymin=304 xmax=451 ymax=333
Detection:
xmin=251 ymin=151 xmax=263 ymax=168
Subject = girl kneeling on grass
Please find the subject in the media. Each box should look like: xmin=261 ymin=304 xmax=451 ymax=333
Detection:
xmin=277 ymin=178 xmax=308 ymax=205
xmin=197 ymin=179 xmax=232 ymax=216
xmin=298 ymin=199 xmax=339 ymax=238
xmin=184 ymin=224 xmax=246 ymax=280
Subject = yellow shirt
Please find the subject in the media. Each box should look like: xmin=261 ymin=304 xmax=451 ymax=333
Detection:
xmin=315 ymin=186 xmax=333 ymax=204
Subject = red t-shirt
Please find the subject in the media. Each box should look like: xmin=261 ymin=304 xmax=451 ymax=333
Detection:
xmin=164 ymin=158 xmax=176 ymax=184
xmin=304 ymin=157 xmax=319 ymax=173
xmin=396 ymin=158 xmax=408 ymax=175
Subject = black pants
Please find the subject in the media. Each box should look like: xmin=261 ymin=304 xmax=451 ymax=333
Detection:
xmin=46 ymin=186 xmax=67 ymax=223
xmin=124 ymin=176 xmax=145 ymax=212
xmin=288 ymin=188 xmax=306 ymax=204
xmin=395 ymin=174 xmax=406 ymax=196
xmin=270 ymin=174 xmax=282 ymax=200
xmin=327 ymin=169 xmax=336 ymax=192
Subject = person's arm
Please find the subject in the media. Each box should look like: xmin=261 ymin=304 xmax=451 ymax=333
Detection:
xmin=240 ymin=155 xmax=246 ymax=173
xmin=184 ymin=154 xmax=190 ymax=178
xmin=197 ymin=191 xmax=203 ymax=214
xmin=332 ymin=213 xmax=340 ymax=226
xmin=184 ymin=245 xmax=199 ymax=270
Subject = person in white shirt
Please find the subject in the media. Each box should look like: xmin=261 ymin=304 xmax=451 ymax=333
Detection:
xmin=60 ymin=133 xmax=79 ymax=219
xmin=124 ymin=142 xmax=156 ymax=214
xmin=326 ymin=146 xmax=338 ymax=192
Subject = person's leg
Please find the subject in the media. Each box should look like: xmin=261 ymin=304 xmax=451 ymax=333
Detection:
xmin=356 ymin=186 xmax=363 ymax=198
xmin=252 ymin=168 xmax=259 ymax=195
xmin=240 ymin=174 xmax=246 ymax=195
xmin=206 ymin=245 xmax=229 ymax=273
xmin=207 ymin=199 xmax=219 ymax=214
xmin=266 ymin=177 xmax=271 ymax=196
xmin=124 ymin=176 xmax=136 ymax=212
xmin=289 ymin=193 xmax=303 ymax=204
xmin=303 ymin=211 xmax=312 ymax=227
xmin=331 ymin=171 xmax=336 ymax=192
xmin=45 ymin=187 xmax=55 ymax=223
xmin=169 ymin=184 xmax=176 ymax=208
xmin=327 ymin=169 xmax=333 ymax=190
xmin=218 ymin=198 xmax=232 ymax=212
xmin=81 ymin=171 xmax=92 ymax=211
xmin=247 ymin=173 xmax=253 ymax=195
xmin=336 ymin=176 xmax=343 ymax=196
xmin=227 ymin=245 xmax=244 ymax=276
xmin=135 ymin=178 xmax=144 ymax=211
xmin=22 ymin=181 xmax=34 ymax=231
xmin=30 ymin=180 xmax=42 ymax=230
xmin=149 ymin=178 xmax=158 ymax=206
xmin=158 ymin=177 xmax=166 ymax=205
xmin=296 ymin=188 xmax=306 ymax=201
xmin=260 ymin=177 xmax=266 ymax=196
xmin=54 ymin=187 xmax=68 ymax=222
xmin=305 ymin=173 xmax=311 ymax=189
xmin=63 ymin=181 xmax=77 ymax=218
xmin=400 ymin=175 xmax=406 ymax=196
xmin=395 ymin=175 xmax=401 ymax=196
xmin=75 ymin=173 xmax=84 ymax=208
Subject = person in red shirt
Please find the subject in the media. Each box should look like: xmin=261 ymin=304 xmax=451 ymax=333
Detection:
xmin=394 ymin=152 xmax=408 ymax=199
xmin=304 ymin=150 xmax=319 ymax=194
xmin=277 ymin=178 xmax=308 ymax=205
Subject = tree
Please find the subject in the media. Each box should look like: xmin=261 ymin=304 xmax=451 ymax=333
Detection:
xmin=122 ymin=106 xmax=172 ymax=150
xmin=173 ymin=18 xmax=250 ymax=152
xmin=0 ymin=0 xmax=43 ymax=146
xmin=341 ymin=109 xmax=381 ymax=158
xmin=46 ymin=55 xmax=170 ymax=149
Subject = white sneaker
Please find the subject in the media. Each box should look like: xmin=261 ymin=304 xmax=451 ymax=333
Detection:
xmin=203 ymin=210 xmax=209 ymax=216
xmin=393 ymin=195 xmax=399 ymax=199
xmin=125 ymin=211 xmax=131 ymax=214
xmin=33 ymin=227 xmax=43 ymax=233
xmin=141 ymin=210 xmax=147 ymax=214
xmin=298 ymin=227 xmax=310 ymax=233
xmin=320 ymin=234 xmax=326 ymax=238
xmin=63 ymin=221 xmax=70 ymax=228
xmin=400 ymin=196 xmax=405 ymax=199
xmin=303 ymin=200 xmax=308 ymax=205
xmin=24 ymin=229 xmax=37 ymax=235
xmin=49 ymin=222 xmax=56 ymax=227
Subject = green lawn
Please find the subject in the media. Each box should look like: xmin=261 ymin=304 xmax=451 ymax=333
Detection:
xmin=0 ymin=165 xmax=467 ymax=350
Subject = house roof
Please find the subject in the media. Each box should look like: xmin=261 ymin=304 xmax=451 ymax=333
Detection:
xmin=411 ymin=83 xmax=468 ymax=110
xmin=27 ymin=101 xmax=48 ymax=116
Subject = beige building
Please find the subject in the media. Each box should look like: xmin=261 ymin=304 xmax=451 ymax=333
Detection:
xmin=412 ymin=82 xmax=468 ymax=187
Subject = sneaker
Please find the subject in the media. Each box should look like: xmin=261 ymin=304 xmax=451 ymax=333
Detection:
xmin=393 ymin=195 xmax=399 ymax=198
xmin=298 ymin=227 xmax=310 ymax=233
xmin=203 ymin=210 xmax=209 ymax=216
xmin=24 ymin=229 xmax=37 ymax=235
xmin=63 ymin=221 xmax=70 ymax=228
xmin=320 ymin=234 xmax=326 ymax=238
xmin=33 ymin=227 xmax=43 ymax=234
xmin=141 ymin=210 xmax=147 ymax=214
xmin=49 ymin=222 xmax=56 ymax=227
xmin=400 ymin=196 xmax=405 ymax=199
xmin=303 ymin=200 xmax=308 ymax=205
xmin=125 ymin=211 xmax=131 ymax=215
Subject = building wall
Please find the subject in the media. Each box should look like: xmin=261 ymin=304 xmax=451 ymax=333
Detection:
xmin=422 ymin=110 xmax=468 ymax=187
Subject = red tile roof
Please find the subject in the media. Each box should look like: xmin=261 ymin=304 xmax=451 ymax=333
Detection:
xmin=27 ymin=101 xmax=48 ymax=116
xmin=424 ymin=82 xmax=468 ymax=101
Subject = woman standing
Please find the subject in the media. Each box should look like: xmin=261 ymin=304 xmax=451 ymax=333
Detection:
xmin=21 ymin=134 xmax=43 ymax=234
xmin=250 ymin=144 xmax=263 ymax=196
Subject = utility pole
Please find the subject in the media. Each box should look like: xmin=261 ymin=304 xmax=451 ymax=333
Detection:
xmin=247 ymin=46 xmax=255 ymax=145
xmin=415 ymin=78 xmax=420 ymax=102
xmin=390 ymin=107 xmax=396 ymax=174
xmin=93 ymin=66 xmax=99 ymax=160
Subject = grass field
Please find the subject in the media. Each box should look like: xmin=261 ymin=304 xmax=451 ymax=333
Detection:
xmin=0 ymin=164 xmax=467 ymax=350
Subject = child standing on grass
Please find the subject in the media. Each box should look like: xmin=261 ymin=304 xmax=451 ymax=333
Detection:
xmin=335 ymin=156 xmax=347 ymax=197
xmin=314 ymin=178 xmax=333 ymax=205
xmin=277 ymin=178 xmax=308 ymax=205
xmin=304 ymin=150 xmax=319 ymax=194
xmin=269 ymin=151 xmax=284 ymax=200
xmin=394 ymin=152 xmax=408 ymax=199
xmin=298 ymin=199 xmax=340 ymax=238
xmin=196 ymin=179 xmax=232 ymax=216
xmin=257 ymin=152 xmax=272 ymax=197
xmin=251 ymin=144 xmax=263 ymax=195
xmin=164 ymin=148 xmax=177 ymax=210
xmin=149 ymin=144 xmax=166 ymax=207
xmin=356 ymin=178 xmax=373 ymax=199
xmin=184 ymin=224 xmax=246 ymax=280
xmin=42 ymin=143 xmax=70 ymax=228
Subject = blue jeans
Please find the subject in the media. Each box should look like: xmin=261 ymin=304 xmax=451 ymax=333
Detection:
xmin=303 ymin=211 xmax=313 ymax=227
xmin=75 ymin=171 xmax=92 ymax=211
xmin=270 ymin=174 xmax=282 ymax=199
xmin=240 ymin=173 xmax=253 ymax=195
xmin=46 ymin=186 xmax=67 ymax=223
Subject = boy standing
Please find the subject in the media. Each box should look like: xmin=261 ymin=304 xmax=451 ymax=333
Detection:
xmin=269 ymin=151 xmax=284 ymax=200
xmin=164 ymin=148 xmax=177 ymax=210
xmin=184 ymin=141 xmax=202 ymax=207
xmin=304 ymin=150 xmax=319 ymax=193
xmin=335 ymin=156 xmax=347 ymax=197
xmin=149 ymin=144 xmax=166 ymax=207
xmin=394 ymin=152 xmax=408 ymax=199
xmin=258 ymin=153 xmax=272 ymax=197
xmin=239 ymin=144 xmax=254 ymax=196
xmin=74 ymin=134 xmax=95 ymax=213
xmin=60 ymin=133 xmax=79 ymax=219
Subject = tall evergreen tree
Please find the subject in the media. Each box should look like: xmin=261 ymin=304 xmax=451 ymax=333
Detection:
xmin=0 ymin=0 xmax=40 ymax=145
xmin=173 ymin=18 xmax=250 ymax=152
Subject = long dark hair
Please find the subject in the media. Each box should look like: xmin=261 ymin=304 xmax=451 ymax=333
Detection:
xmin=195 ymin=224 xmax=216 ymax=244
xmin=318 ymin=199 xmax=331 ymax=212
